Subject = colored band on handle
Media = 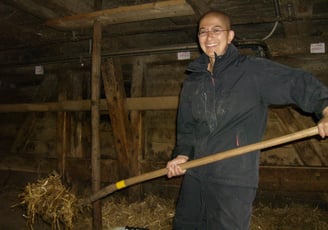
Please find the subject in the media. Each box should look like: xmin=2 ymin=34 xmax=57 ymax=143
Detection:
xmin=115 ymin=180 xmax=126 ymax=189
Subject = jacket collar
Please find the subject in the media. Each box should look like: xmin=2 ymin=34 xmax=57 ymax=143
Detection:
xmin=187 ymin=44 xmax=239 ymax=73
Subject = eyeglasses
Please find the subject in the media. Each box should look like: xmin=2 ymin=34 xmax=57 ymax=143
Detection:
xmin=198 ymin=28 xmax=230 ymax=37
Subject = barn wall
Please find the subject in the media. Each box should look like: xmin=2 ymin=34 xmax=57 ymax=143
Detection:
xmin=0 ymin=43 xmax=327 ymax=199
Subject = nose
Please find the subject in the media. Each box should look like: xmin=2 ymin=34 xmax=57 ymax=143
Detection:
xmin=206 ymin=31 xmax=216 ymax=38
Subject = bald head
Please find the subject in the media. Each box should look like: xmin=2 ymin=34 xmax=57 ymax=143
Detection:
xmin=199 ymin=11 xmax=232 ymax=30
xmin=197 ymin=10 xmax=235 ymax=59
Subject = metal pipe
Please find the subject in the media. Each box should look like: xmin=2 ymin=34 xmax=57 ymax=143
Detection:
xmin=262 ymin=0 xmax=281 ymax=40
xmin=273 ymin=0 xmax=281 ymax=18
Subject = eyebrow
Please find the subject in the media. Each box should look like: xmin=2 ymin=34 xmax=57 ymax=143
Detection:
xmin=199 ymin=25 xmax=224 ymax=30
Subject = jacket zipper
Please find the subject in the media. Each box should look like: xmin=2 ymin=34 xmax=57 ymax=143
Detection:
xmin=236 ymin=134 xmax=240 ymax=147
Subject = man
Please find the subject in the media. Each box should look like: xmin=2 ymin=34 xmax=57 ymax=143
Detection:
xmin=166 ymin=10 xmax=328 ymax=229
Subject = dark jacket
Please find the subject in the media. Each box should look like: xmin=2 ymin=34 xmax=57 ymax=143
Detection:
xmin=173 ymin=44 xmax=328 ymax=188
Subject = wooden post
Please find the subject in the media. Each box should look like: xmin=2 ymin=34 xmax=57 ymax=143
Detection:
xmin=101 ymin=58 xmax=133 ymax=181
xmin=57 ymin=110 xmax=70 ymax=181
xmin=91 ymin=20 xmax=102 ymax=230
xmin=57 ymin=73 xmax=72 ymax=184
xmin=129 ymin=57 xmax=145 ymax=199
xmin=70 ymin=71 xmax=84 ymax=158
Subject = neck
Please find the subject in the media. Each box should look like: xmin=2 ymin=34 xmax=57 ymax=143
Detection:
xmin=208 ymin=56 xmax=215 ymax=73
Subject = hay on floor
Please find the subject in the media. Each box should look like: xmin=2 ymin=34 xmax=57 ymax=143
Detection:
xmin=19 ymin=172 xmax=81 ymax=230
xmin=17 ymin=173 xmax=328 ymax=230
xmin=99 ymin=195 xmax=328 ymax=230
xmin=101 ymin=195 xmax=175 ymax=230
xmin=251 ymin=202 xmax=328 ymax=230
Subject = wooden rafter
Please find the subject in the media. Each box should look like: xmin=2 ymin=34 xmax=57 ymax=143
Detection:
xmin=2 ymin=0 xmax=59 ymax=19
xmin=46 ymin=0 xmax=194 ymax=30
xmin=186 ymin=0 xmax=210 ymax=17
xmin=0 ymin=96 xmax=179 ymax=112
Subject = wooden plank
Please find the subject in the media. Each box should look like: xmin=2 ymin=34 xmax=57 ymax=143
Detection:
xmin=1 ymin=0 xmax=59 ymax=19
xmin=273 ymin=107 xmax=323 ymax=166
xmin=101 ymin=58 xmax=132 ymax=181
xmin=186 ymin=0 xmax=210 ymax=17
xmin=57 ymin=73 xmax=71 ymax=183
xmin=70 ymin=71 xmax=84 ymax=158
xmin=10 ymin=75 xmax=58 ymax=153
xmin=90 ymin=20 xmax=102 ymax=230
xmin=47 ymin=0 xmax=93 ymax=14
xmin=46 ymin=0 xmax=194 ymax=30
xmin=0 ymin=96 xmax=179 ymax=112
xmin=56 ymin=111 xmax=70 ymax=181
xmin=0 ymin=155 xmax=119 ymax=183
xmin=259 ymin=166 xmax=328 ymax=192
xmin=129 ymin=57 xmax=145 ymax=200
xmin=127 ymin=96 xmax=179 ymax=110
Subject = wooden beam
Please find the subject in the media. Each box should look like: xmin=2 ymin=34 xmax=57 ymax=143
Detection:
xmin=57 ymin=74 xmax=71 ymax=184
xmin=2 ymin=0 xmax=59 ymax=19
xmin=273 ymin=107 xmax=323 ymax=166
xmin=10 ymin=75 xmax=58 ymax=153
xmin=0 ymin=96 xmax=179 ymax=112
xmin=0 ymin=155 xmax=119 ymax=183
xmin=46 ymin=0 xmax=93 ymax=14
xmin=128 ymin=57 xmax=145 ymax=200
xmin=70 ymin=72 xmax=84 ymax=158
xmin=186 ymin=0 xmax=210 ymax=17
xmin=46 ymin=0 xmax=194 ymax=30
xmin=90 ymin=20 xmax=102 ymax=229
xmin=259 ymin=166 xmax=328 ymax=192
xmin=101 ymin=58 xmax=133 ymax=181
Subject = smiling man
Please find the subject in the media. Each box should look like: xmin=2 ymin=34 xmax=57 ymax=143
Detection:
xmin=197 ymin=11 xmax=234 ymax=73
xmin=166 ymin=10 xmax=328 ymax=230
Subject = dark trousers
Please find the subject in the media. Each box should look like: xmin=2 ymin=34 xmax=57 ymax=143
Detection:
xmin=173 ymin=174 xmax=257 ymax=230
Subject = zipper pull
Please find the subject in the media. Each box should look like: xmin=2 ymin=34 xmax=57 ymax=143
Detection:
xmin=236 ymin=135 xmax=240 ymax=147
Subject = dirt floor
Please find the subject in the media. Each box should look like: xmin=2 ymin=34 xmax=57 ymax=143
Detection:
xmin=0 ymin=171 xmax=50 ymax=230
xmin=1 ymin=171 xmax=328 ymax=230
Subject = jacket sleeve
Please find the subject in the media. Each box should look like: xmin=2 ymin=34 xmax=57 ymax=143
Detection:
xmin=253 ymin=57 xmax=328 ymax=119
xmin=171 ymin=83 xmax=196 ymax=159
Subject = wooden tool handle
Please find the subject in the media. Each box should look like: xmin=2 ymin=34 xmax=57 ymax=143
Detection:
xmin=84 ymin=126 xmax=318 ymax=204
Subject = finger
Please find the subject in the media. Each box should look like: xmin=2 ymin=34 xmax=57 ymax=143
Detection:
xmin=318 ymin=124 xmax=327 ymax=138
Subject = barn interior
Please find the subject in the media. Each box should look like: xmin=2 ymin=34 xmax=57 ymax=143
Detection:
xmin=0 ymin=0 xmax=327 ymax=229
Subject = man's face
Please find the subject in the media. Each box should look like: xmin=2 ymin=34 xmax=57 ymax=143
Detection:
xmin=198 ymin=14 xmax=235 ymax=59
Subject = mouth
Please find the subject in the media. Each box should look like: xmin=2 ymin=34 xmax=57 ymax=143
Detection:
xmin=206 ymin=43 xmax=217 ymax=48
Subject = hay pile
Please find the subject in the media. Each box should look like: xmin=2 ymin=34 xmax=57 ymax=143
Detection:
xmin=17 ymin=173 xmax=328 ymax=230
xmin=102 ymin=195 xmax=175 ymax=230
xmin=100 ymin=195 xmax=328 ymax=230
xmin=251 ymin=203 xmax=328 ymax=230
xmin=19 ymin=172 xmax=81 ymax=230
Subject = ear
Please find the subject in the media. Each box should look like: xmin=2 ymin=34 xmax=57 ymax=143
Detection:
xmin=228 ymin=30 xmax=235 ymax=43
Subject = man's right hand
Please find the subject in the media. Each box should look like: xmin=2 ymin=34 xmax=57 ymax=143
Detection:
xmin=166 ymin=155 xmax=189 ymax=178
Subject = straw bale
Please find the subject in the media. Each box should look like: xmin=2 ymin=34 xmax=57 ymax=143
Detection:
xmin=19 ymin=172 xmax=81 ymax=230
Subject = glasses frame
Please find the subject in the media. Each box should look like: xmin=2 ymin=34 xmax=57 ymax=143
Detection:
xmin=198 ymin=28 xmax=230 ymax=37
